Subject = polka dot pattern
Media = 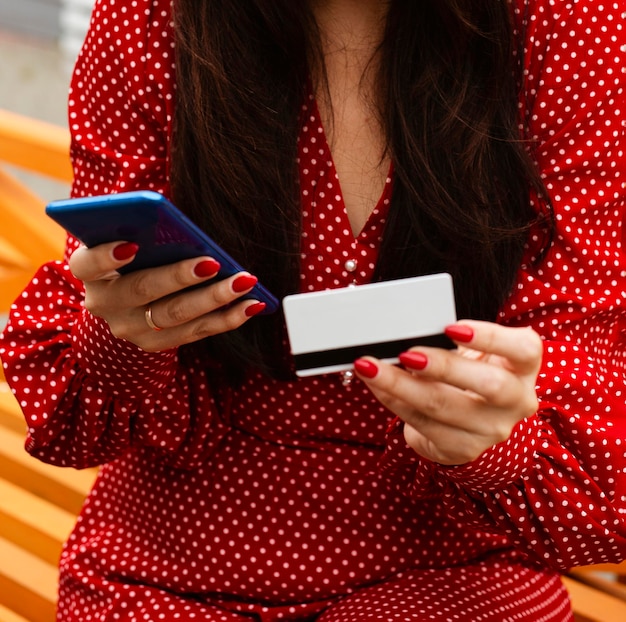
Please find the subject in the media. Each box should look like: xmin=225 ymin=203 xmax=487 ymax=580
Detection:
xmin=298 ymin=94 xmax=391 ymax=292
xmin=1 ymin=0 xmax=625 ymax=620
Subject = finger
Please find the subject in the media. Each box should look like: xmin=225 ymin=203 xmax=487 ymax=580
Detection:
xmin=354 ymin=358 xmax=526 ymax=465
xmin=134 ymin=299 xmax=266 ymax=352
xmin=119 ymin=257 xmax=223 ymax=305
xmin=69 ymin=241 xmax=139 ymax=281
xmin=444 ymin=320 xmax=543 ymax=376
xmin=354 ymin=356 xmax=535 ymax=437
xmin=354 ymin=357 xmax=487 ymax=429
xmin=82 ymin=256 xmax=223 ymax=322
xmin=398 ymin=348 xmax=533 ymax=411
xmin=141 ymin=271 xmax=259 ymax=330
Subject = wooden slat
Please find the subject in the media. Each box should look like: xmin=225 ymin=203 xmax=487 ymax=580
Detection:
xmin=0 ymin=109 xmax=72 ymax=182
xmin=568 ymin=563 xmax=626 ymax=602
xmin=0 ymin=603 xmax=31 ymax=622
xmin=562 ymin=575 xmax=626 ymax=622
xmin=0 ymin=424 xmax=96 ymax=515
xmin=0 ymin=537 xmax=57 ymax=622
xmin=0 ymin=166 xmax=65 ymax=256
xmin=570 ymin=562 xmax=626 ymax=576
xmin=0 ymin=383 xmax=26 ymax=434
xmin=0 ymin=109 xmax=69 ymax=321
xmin=0 ymin=476 xmax=75 ymax=565
xmin=0 ymin=166 xmax=66 ymax=311
xmin=0 ymin=235 xmax=31 ymax=271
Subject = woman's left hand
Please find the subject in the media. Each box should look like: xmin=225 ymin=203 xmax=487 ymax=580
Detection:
xmin=353 ymin=320 xmax=543 ymax=466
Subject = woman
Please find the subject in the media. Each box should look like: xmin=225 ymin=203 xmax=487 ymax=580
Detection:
xmin=1 ymin=0 xmax=625 ymax=619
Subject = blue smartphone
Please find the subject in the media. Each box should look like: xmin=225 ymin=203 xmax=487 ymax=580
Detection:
xmin=45 ymin=190 xmax=279 ymax=314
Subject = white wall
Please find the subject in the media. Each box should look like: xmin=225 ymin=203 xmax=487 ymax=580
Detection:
xmin=0 ymin=0 xmax=62 ymax=39
xmin=59 ymin=0 xmax=94 ymax=70
xmin=0 ymin=0 xmax=93 ymax=70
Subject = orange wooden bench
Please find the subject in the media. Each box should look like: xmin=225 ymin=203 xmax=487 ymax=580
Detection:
xmin=0 ymin=108 xmax=97 ymax=622
xmin=0 ymin=108 xmax=68 ymax=322
xmin=0 ymin=384 xmax=97 ymax=622
xmin=563 ymin=563 xmax=626 ymax=622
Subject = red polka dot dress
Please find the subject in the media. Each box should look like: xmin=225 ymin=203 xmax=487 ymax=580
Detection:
xmin=1 ymin=1 xmax=626 ymax=620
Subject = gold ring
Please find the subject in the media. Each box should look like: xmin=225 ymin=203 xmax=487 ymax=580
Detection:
xmin=144 ymin=305 xmax=163 ymax=332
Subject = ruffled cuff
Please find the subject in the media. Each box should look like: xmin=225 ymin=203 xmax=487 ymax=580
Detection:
xmin=71 ymin=308 xmax=178 ymax=398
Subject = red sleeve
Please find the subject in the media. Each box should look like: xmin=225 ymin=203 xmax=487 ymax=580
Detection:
xmin=67 ymin=0 xmax=173 ymax=206
xmin=382 ymin=0 xmax=626 ymax=570
xmin=0 ymin=0 xmax=228 ymax=469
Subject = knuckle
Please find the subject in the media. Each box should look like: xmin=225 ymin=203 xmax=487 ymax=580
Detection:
xmin=88 ymin=308 xmax=107 ymax=322
xmin=518 ymin=328 xmax=544 ymax=362
xmin=82 ymin=295 xmax=99 ymax=316
xmin=165 ymin=300 xmax=188 ymax=324
xmin=189 ymin=322 xmax=214 ymax=341
xmin=423 ymin=388 xmax=449 ymax=415
xmin=108 ymin=322 xmax=132 ymax=342
xmin=404 ymin=409 xmax=426 ymax=430
xmin=188 ymin=310 xmax=244 ymax=341
xmin=83 ymin=287 xmax=107 ymax=317
xmin=128 ymin=272 xmax=153 ymax=300
xmin=212 ymin=284 xmax=236 ymax=309
xmin=435 ymin=352 xmax=454 ymax=379
xmin=171 ymin=263 xmax=194 ymax=288
xmin=402 ymin=423 xmax=426 ymax=452
xmin=522 ymin=393 xmax=540 ymax=417
xmin=378 ymin=368 xmax=402 ymax=395
xmin=221 ymin=310 xmax=247 ymax=332
xmin=450 ymin=450 xmax=476 ymax=466
xmin=481 ymin=328 xmax=499 ymax=354
xmin=491 ymin=421 xmax=514 ymax=445
xmin=432 ymin=441 xmax=475 ymax=466
xmin=479 ymin=370 xmax=509 ymax=400
xmin=68 ymin=246 xmax=90 ymax=276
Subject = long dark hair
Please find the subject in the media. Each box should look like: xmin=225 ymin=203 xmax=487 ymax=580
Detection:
xmin=170 ymin=0 xmax=551 ymax=379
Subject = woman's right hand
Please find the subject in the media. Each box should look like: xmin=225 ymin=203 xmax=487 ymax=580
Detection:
xmin=69 ymin=241 xmax=266 ymax=352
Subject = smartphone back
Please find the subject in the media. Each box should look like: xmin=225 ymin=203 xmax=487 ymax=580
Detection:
xmin=46 ymin=190 xmax=279 ymax=313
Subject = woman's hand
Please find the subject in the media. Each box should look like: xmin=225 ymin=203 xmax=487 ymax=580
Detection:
xmin=69 ymin=241 xmax=267 ymax=352
xmin=353 ymin=320 xmax=542 ymax=466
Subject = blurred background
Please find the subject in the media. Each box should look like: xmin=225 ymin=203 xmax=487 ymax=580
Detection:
xmin=0 ymin=0 xmax=94 ymax=201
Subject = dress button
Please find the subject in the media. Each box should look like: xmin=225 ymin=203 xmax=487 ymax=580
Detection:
xmin=345 ymin=259 xmax=357 ymax=273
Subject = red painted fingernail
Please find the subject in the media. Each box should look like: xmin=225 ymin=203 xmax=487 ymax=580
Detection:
xmin=354 ymin=358 xmax=379 ymax=379
xmin=112 ymin=242 xmax=139 ymax=261
xmin=444 ymin=324 xmax=474 ymax=343
xmin=194 ymin=259 xmax=221 ymax=278
xmin=245 ymin=302 xmax=267 ymax=317
xmin=232 ymin=274 xmax=258 ymax=293
xmin=399 ymin=351 xmax=429 ymax=370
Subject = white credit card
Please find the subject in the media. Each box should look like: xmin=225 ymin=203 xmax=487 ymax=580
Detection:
xmin=283 ymin=273 xmax=457 ymax=377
